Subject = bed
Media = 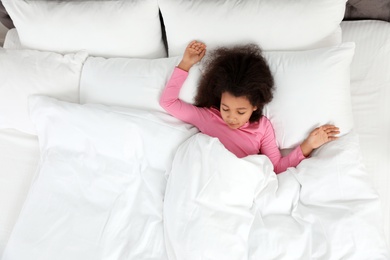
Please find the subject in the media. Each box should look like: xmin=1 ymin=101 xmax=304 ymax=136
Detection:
xmin=0 ymin=0 xmax=389 ymax=259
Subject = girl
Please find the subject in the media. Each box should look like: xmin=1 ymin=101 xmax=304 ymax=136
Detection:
xmin=160 ymin=40 xmax=339 ymax=174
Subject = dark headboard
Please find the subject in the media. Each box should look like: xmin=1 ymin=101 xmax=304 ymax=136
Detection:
xmin=1 ymin=0 xmax=389 ymax=31
xmin=0 ymin=1 xmax=13 ymax=29
xmin=343 ymin=0 xmax=390 ymax=22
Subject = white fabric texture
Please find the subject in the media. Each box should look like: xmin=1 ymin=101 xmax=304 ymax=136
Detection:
xmin=263 ymin=42 xmax=355 ymax=149
xmin=3 ymin=28 xmax=21 ymax=49
xmin=164 ymin=133 xmax=276 ymax=259
xmin=341 ymin=20 xmax=390 ymax=246
xmin=0 ymin=47 xmax=88 ymax=135
xmin=80 ymin=56 xmax=180 ymax=111
xmin=2 ymin=0 xmax=166 ymax=58
xmin=0 ymin=129 xmax=39 ymax=257
xmin=164 ymin=133 xmax=390 ymax=259
xmin=159 ymin=0 xmax=346 ymax=56
xmin=2 ymin=95 xmax=198 ymax=260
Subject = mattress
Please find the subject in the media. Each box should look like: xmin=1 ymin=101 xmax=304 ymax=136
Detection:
xmin=341 ymin=20 xmax=390 ymax=245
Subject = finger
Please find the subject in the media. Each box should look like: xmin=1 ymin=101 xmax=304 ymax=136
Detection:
xmin=326 ymin=129 xmax=340 ymax=135
xmin=194 ymin=44 xmax=206 ymax=55
xmin=326 ymin=128 xmax=340 ymax=133
xmin=188 ymin=40 xmax=197 ymax=48
xmin=191 ymin=43 xmax=202 ymax=53
xmin=199 ymin=48 xmax=207 ymax=59
xmin=322 ymin=124 xmax=339 ymax=130
xmin=321 ymin=125 xmax=339 ymax=133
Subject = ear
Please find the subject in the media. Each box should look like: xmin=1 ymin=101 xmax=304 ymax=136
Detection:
xmin=253 ymin=106 xmax=258 ymax=111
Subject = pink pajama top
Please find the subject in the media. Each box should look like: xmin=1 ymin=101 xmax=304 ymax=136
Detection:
xmin=160 ymin=67 xmax=306 ymax=174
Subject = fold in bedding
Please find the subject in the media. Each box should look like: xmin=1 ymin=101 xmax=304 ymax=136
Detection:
xmin=164 ymin=133 xmax=390 ymax=259
xmin=0 ymin=129 xmax=39 ymax=255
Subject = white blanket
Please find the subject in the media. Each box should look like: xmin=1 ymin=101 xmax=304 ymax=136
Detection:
xmin=2 ymin=96 xmax=199 ymax=260
xmin=3 ymin=97 xmax=389 ymax=259
xmin=164 ymin=133 xmax=390 ymax=259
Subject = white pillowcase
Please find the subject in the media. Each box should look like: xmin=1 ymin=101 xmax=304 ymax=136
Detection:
xmin=80 ymin=56 xmax=180 ymax=111
xmin=0 ymin=47 xmax=88 ymax=135
xmin=262 ymin=43 xmax=355 ymax=149
xmin=2 ymin=95 xmax=197 ymax=260
xmin=2 ymin=0 xmax=166 ymax=58
xmin=159 ymin=0 xmax=346 ymax=56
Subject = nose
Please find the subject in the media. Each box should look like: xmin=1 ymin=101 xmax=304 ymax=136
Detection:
xmin=227 ymin=115 xmax=236 ymax=123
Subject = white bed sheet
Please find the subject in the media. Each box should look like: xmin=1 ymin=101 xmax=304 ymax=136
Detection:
xmin=0 ymin=129 xmax=39 ymax=257
xmin=341 ymin=20 xmax=390 ymax=246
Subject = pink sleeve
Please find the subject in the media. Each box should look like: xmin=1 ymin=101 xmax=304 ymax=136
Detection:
xmin=260 ymin=119 xmax=306 ymax=174
xmin=159 ymin=67 xmax=211 ymax=131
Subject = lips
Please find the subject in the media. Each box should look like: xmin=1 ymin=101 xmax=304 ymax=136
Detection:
xmin=228 ymin=123 xmax=239 ymax=128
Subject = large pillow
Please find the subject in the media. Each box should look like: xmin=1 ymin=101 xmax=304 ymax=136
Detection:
xmin=2 ymin=95 xmax=198 ymax=260
xmin=0 ymin=47 xmax=88 ymax=135
xmin=80 ymin=56 xmax=180 ymax=111
xmin=80 ymin=43 xmax=355 ymax=150
xmin=2 ymin=0 xmax=166 ymax=58
xmin=262 ymin=43 xmax=355 ymax=149
xmin=159 ymin=0 xmax=346 ymax=56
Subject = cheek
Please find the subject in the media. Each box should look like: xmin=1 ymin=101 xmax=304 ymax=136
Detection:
xmin=221 ymin=112 xmax=229 ymax=121
xmin=242 ymin=112 xmax=253 ymax=123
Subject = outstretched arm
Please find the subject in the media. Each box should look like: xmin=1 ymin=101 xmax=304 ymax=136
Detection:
xmin=159 ymin=40 xmax=210 ymax=130
xmin=261 ymin=121 xmax=340 ymax=174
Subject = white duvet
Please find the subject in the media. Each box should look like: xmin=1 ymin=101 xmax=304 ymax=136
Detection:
xmin=3 ymin=96 xmax=389 ymax=259
xmin=164 ymin=133 xmax=390 ymax=259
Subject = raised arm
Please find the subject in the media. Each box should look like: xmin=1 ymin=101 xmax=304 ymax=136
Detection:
xmin=159 ymin=41 xmax=211 ymax=130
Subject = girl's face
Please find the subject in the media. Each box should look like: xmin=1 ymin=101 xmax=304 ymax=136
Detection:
xmin=220 ymin=92 xmax=257 ymax=129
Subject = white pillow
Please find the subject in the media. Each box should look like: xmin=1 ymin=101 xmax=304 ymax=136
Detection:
xmin=159 ymin=0 xmax=346 ymax=56
xmin=262 ymin=43 xmax=355 ymax=149
xmin=80 ymin=43 xmax=355 ymax=150
xmin=0 ymin=47 xmax=88 ymax=135
xmin=2 ymin=95 xmax=197 ymax=260
xmin=80 ymin=56 xmax=180 ymax=111
xmin=2 ymin=0 xmax=166 ymax=58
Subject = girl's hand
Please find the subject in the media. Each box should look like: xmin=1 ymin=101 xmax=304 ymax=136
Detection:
xmin=177 ymin=40 xmax=207 ymax=72
xmin=300 ymin=124 xmax=340 ymax=157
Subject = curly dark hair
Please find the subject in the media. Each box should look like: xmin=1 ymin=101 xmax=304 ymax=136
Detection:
xmin=194 ymin=44 xmax=274 ymax=123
